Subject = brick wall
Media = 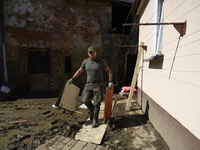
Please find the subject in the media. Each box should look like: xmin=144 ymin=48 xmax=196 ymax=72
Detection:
xmin=1 ymin=0 xmax=112 ymax=95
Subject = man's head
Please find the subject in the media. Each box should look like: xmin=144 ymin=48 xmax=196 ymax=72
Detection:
xmin=88 ymin=46 xmax=97 ymax=60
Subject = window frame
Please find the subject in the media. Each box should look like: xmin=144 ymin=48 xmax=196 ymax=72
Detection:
xmin=151 ymin=0 xmax=164 ymax=56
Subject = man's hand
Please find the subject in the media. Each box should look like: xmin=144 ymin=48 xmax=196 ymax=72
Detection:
xmin=108 ymin=81 xmax=113 ymax=88
xmin=68 ymin=78 xmax=74 ymax=84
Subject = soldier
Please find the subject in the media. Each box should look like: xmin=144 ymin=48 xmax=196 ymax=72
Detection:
xmin=68 ymin=46 xmax=113 ymax=128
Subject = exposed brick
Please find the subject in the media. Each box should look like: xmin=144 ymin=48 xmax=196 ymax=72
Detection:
xmin=2 ymin=0 xmax=113 ymax=94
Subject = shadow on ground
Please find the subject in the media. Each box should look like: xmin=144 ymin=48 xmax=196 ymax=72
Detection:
xmin=110 ymin=114 xmax=148 ymax=130
xmin=11 ymin=92 xmax=59 ymax=100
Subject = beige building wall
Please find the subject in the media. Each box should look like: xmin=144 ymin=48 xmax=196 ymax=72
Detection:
xmin=138 ymin=0 xmax=200 ymax=148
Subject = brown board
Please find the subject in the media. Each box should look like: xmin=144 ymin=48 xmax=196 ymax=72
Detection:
xmin=104 ymin=87 xmax=113 ymax=123
xmin=55 ymin=81 xmax=80 ymax=111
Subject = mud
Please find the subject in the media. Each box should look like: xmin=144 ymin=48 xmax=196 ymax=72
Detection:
xmin=0 ymin=98 xmax=89 ymax=150
xmin=102 ymin=96 xmax=170 ymax=150
xmin=0 ymin=94 xmax=170 ymax=150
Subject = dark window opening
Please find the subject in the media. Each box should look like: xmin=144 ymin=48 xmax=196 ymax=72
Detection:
xmin=65 ymin=56 xmax=71 ymax=72
xmin=111 ymin=4 xmax=132 ymax=34
xmin=28 ymin=49 xmax=50 ymax=74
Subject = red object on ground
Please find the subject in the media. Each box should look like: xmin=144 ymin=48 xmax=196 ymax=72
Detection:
xmin=120 ymin=86 xmax=131 ymax=93
xmin=104 ymin=87 xmax=113 ymax=123
xmin=120 ymin=86 xmax=137 ymax=95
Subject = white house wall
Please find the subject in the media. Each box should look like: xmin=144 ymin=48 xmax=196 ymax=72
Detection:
xmin=138 ymin=0 xmax=200 ymax=143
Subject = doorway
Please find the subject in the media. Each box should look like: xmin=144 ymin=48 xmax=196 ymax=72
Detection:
xmin=126 ymin=54 xmax=137 ymax=86
xmin=28 ymin=49 xmax=51 ymax=91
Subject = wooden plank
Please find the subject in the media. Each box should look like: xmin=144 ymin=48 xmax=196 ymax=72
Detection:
xmin=55 ymin=80 xmax=67 ymax=106
xmin=62 ymin=139 xmax=77 ymax=150
xmin=70 ymin=141 xmax=87 ymax=150
xmin=36 ymin=136 xmax=65 ymax=150
xmin=52 ymin=137 xmax=71 ymax=149
xmin=81 ymin=143 xmax=97 ymax=150
xmin=55 ymin=81 xmax=80 ymax=111
xmin=126 ymin=42 xmax=144 ymax=111
xmin=9 ymin=120 xmax=28 ymax=124
xmin=104 ymin=87 xmax=113 ymax=123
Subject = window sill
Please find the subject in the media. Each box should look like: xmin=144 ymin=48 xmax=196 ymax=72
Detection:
xmin=144 ymin=54 xmax=164 ymax=62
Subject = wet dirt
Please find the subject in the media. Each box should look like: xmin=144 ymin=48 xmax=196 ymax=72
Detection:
xmin=102 ymin=95 xmax=170 ymax=150
xmin=0 ymin=97 xmax=89 ymax=150
xmin=0 ymin=94 xmax=170 ymax=150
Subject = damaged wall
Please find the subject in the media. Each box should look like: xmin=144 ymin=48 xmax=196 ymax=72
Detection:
xmin=0 ymin=0 xmax=114 ymax=95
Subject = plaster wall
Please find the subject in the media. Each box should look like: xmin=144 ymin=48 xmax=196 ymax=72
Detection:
xmin=138 ymin=0 xmax=200 ymax=148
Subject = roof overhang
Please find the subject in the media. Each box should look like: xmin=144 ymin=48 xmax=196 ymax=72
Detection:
xmin=107 ymin=0 xmax=149 ymax=16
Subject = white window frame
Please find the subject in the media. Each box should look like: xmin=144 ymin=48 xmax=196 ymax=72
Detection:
xmin=151 ymin=0 xmax=164 ymax=56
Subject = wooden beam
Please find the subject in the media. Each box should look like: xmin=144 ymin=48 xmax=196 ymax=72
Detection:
xmin=122 ymin=21 xmax=187 ymax=36
xmin=126 ymin=42 xmax=144 ymax=111
xmin=136 ymin=0 xmax=148 ymax=15
xmin=120 ymin=45 xmax=147 ymax=51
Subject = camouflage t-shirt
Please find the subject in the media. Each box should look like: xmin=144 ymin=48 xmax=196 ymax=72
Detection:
xmin=81 ymin=57 xmax=108 ymax=83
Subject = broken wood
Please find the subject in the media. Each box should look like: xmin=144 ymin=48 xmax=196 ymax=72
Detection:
xmin=126 ymin=42 xmax=144 ymax=111
xmin=9 ymin=120 xmax=28 ymax=124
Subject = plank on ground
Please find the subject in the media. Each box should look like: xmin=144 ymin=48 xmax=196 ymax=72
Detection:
xmin=70 ymin=141 xmax=87 ymax=150
xmin=52 ymin=137 xmax=71 ymax=149
xmin=62 ymin=139 xmax=77 ymax=150
xmin=36 ymin=136 xmax=65 ymax=150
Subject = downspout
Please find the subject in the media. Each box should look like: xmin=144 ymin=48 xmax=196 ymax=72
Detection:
xmin=0 ymin=0 xmax=8 ymax=82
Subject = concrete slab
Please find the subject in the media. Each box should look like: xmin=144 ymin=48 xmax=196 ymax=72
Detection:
xmin=79 ymin=101 xmax=105 ymax=111
xmin=75 ymin=101 xmax=115 ymax=144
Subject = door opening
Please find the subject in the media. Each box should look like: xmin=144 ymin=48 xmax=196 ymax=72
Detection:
xmin=28 ymin=48 xmax=51 ymax=91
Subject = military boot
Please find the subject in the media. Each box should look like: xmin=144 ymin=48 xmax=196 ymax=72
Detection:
xmin=90 ymin=107 xmax=94 ymax=120
xmin=84 ymin=101 xmax=93 ymax=120
xmin=92 ymin=108 xmax=99 ymax=128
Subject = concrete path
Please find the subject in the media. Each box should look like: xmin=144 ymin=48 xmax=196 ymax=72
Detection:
xmin=36 ymin=135 xmax=107 ymax=150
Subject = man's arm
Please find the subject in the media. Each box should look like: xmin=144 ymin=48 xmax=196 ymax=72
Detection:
xmin=105 ymin=66 xmax=112 ymax=82
xmin=72 ymin=68 xmax=85 ymax=79
xmin=68 ymin=68 xmax=85 ymax=84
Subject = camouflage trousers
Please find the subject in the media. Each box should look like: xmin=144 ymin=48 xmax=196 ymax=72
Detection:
xmin=81 ymin=83 xmax=103 ymax=111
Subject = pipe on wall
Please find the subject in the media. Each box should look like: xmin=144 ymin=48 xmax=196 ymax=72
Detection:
xmin=0 ymin=0 xmax=8 ymax=82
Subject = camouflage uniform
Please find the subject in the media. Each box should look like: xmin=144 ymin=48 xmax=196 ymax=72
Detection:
xmin=82 ymin=83 xmax=103 ymax=115
xmin=80 ymin=56 xmax=107 ymax=127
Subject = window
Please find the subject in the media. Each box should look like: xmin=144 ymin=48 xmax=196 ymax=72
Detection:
xmin=28 ymin=49 xmax=50 ymax=74
xmin=65 ymin=56 xmax=71 ymax=72
xmin=151 ymin=0 xmax=164 ymax=56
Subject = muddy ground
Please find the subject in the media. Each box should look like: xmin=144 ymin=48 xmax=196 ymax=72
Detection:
xmin=0 ymin=94 xmax=170 ymax=150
